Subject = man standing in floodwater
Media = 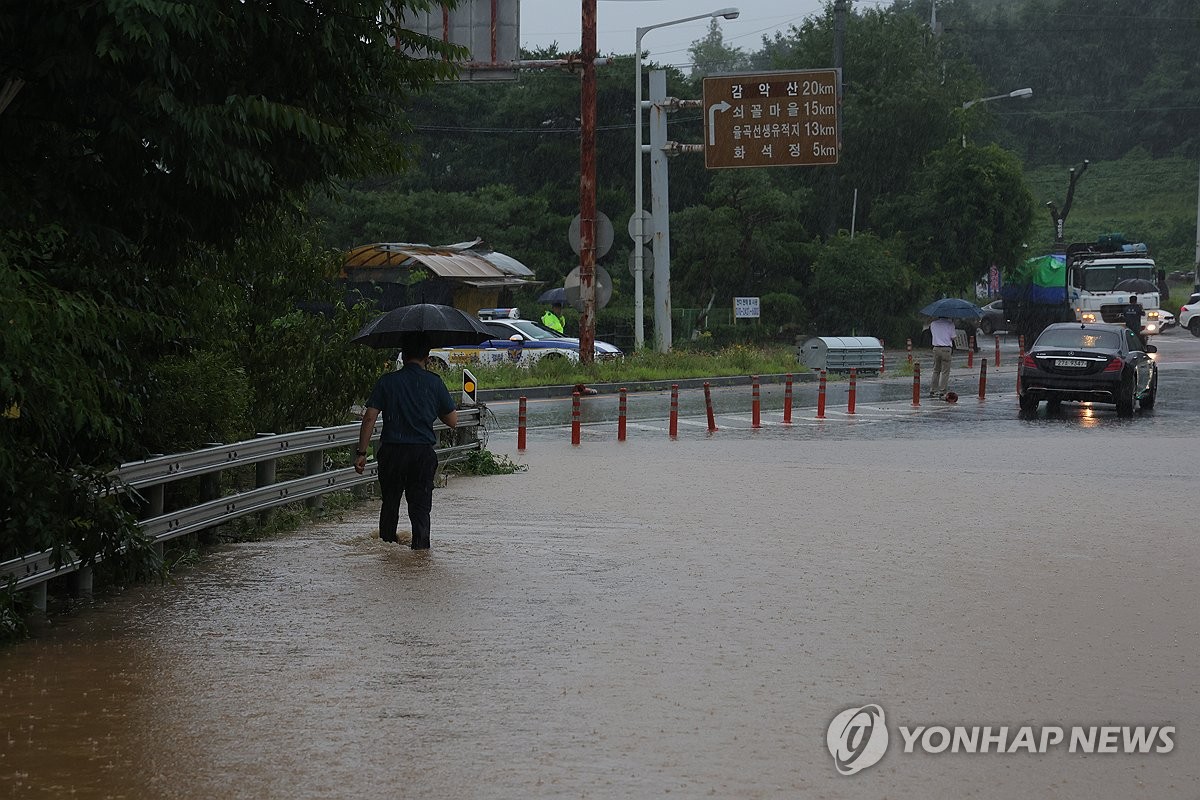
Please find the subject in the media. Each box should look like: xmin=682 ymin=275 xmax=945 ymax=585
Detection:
xmin=929 ymin=316 xmax=956 ymax=399
xmin=354 ymin=334 xmax=457 ymax=550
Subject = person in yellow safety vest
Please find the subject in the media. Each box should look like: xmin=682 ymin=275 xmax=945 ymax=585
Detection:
xmin=541 ymin=302 xmax=566 ymax=334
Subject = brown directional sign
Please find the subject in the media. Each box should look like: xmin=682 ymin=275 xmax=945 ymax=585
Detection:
xmin=702 ymin=69 xmax=840 ymax=169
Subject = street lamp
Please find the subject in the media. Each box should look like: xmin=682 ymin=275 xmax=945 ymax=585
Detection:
xmin=633 ymin=7 xmax=739 ymax=350
xmin=961 ymin=87 xmax=1033 ymax=147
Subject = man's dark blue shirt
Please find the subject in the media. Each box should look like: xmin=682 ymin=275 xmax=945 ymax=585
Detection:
xmin=366 ymin=363 xmax=455 ymax=446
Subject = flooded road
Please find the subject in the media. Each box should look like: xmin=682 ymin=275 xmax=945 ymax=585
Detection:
xmin=3 ymin=342 xmax=1199 ymax=798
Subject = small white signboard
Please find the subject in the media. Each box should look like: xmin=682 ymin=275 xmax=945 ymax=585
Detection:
xmin=734 ymin=297 xmax=761 ymax=319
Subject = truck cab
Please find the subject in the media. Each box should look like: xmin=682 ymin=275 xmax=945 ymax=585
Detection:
xmin=1066 ymin=239 xmax=1164 ymax=335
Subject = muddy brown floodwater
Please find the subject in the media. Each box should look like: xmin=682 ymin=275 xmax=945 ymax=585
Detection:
xmin=2 ymin=430 xmax=1197 ymax=799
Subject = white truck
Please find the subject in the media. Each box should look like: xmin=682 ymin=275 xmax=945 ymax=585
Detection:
xmin=1066 ymin=238 xmax=1166 ymax=335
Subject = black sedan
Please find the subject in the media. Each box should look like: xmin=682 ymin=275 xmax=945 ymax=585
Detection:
xmin=1018 ymin=322 xmax=1158 ymax=416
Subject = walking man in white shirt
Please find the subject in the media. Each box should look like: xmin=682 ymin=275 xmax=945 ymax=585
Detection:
xmin=929 ymin=316 xmax=956 ymax=399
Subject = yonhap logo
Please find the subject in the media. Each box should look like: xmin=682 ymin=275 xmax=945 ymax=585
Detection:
xmin=827 ymin=704 xmax=889 ymax=775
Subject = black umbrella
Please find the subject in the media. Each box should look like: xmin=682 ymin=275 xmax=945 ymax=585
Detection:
xmin=537 ymin=286 xmax=566 ymax=305
xmin=919 ymin=298 xmax=983 ymax=320
xmin=1114 ymin=278 xmax=1158 ymax=294
xmin=350 ymin=303 xmax=494 ymax=349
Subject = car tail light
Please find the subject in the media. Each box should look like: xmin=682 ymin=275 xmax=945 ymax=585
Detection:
xmin=1183 ymin=305 xmax=1191 ymax=316
xmin=1022 ymin=354 xmax=1038 ymax=370
xmin=1103 ymin=357 xmax=1123 ymax=373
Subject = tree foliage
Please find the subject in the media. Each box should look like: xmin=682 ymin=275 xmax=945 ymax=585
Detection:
xmin=0 ymin=1 xmax=459 ymax=571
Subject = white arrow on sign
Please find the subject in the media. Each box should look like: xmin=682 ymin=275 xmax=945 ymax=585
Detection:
xmin=708 ymin=101 xmax=731 ymax=146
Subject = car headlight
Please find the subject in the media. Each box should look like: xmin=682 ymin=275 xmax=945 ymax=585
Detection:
xmin=1147 ymin=310 xmax=1159 ymax=319
xmin=1080 ymin=312 xmax=1096 ymax=323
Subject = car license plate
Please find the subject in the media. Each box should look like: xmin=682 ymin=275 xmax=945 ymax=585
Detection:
xmin=1055 ymin=359 xmax=1088 ymax=368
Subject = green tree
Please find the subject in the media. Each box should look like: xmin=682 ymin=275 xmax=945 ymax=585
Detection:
xmin=876 ymin=143 xmax=1035 ymax=294
xmin=807 ymin=232 xmax=918 ymax=341
xmin=0 ymin=1 xmax=460 ymax=574
xmin=687 ymin=18 xmax=753 ymax=80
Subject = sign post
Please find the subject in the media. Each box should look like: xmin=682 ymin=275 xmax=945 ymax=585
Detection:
xmin=733 ymin=297 xmax=761 ymax=325
xmin=702 ymin=69 xmax=840 ymax=170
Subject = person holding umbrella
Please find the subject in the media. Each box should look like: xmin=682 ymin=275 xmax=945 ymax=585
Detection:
xmin=541 ymin=301 xmax=566 ymax=335
xmin=920 ymin=298 xmax=983 ymax=400
xmin=354 ymin=333 xmax=457 ymax=550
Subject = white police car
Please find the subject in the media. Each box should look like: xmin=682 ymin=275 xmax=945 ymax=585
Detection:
xmin=425 ymin=308 xmax=622 ymax=370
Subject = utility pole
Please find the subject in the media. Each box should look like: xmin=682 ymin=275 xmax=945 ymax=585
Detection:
xmin=826 ymin=0 xmax=848 ymax=237
xmin=1046 ymin=159 xmax=1088 ymax=254
xmin=1194 ymin=159 xmax=1200 ymax=291
xmin=578 ymin=0 xmax=597 ymax=365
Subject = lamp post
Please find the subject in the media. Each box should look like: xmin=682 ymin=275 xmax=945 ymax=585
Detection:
xmin=960 ymin=87 xmax=1032 ymax=147
xmin=633 ymin=7 xmax=739 ymax=350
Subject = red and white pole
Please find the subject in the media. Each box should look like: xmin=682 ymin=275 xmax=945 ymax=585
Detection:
xmin=978 ymin=359 xmax=988 ymax=400
xmin=912 ymin=362 xmax=922 ymax=407
xmin=967 ymin=338 xmax=974 ymax=368
xmin=751 ymin=375 xmax=761 ymax=429
xmin=817 ymin=370 xmax=827 ymax=419
xmin=847 ymin=367 xmax=857 ymax=415
xmin=1017 ymin=336 xmax=1026 ymax=394
xmin=571 ymin=391 xmax=581 ymax=446
xmin=783 ymin=373 xmax=793 ymax=424
xmin=618 ymin=387 xmax=627 ymax=442
xmin=906 ymin=338 xmax=913 ymax=365
xmin=994 ymin=334 xmax=1001 ymax=367
xmin=517 ymin=396 xmax=527 ymax=452
xmin=880 ymin=343 xmax=886 ymax=373
xmin=704 ymin=382 xmax=717 ymax=432
xmin=669 ymin=384 xmax=679 ymax=439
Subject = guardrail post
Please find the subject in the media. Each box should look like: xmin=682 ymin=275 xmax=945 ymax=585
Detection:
xmin=72 ymin=566 xmax=94 ymax=602
xmin=199 ymin=443 xmax=223 ymax=542
xmin=783 ymin=374 xmax=793 ymax=424
xmin=304 ymin=427 xmax=324 ymax=511
xmin=256 ymin=433 xmax=279 ymax=515
xmin=29 ymin=583 xmax=47 ymax=615
xmin=145 ymin=458 xmax=166 ymax=559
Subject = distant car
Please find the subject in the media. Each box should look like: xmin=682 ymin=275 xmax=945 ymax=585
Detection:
xmin=1156 ymin=309 xmax=1176 ymax=331
xmin=1180 ymin=292 xmax=1200 ymax=337
xmin=1017 ymin=322 xmax=1157 ymax=417
xmin=425 ymin=308 xmax=623 ymax=370
xmin=978 ymin=300 xmax=1011 ymax=335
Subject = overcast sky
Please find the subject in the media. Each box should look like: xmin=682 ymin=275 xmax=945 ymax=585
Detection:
xmin=518 ymin=0 xmax=834 ymax=67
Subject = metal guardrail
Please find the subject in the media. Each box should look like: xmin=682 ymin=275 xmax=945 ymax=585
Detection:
xmin=2 ymin=408 xmax=484 ymax=593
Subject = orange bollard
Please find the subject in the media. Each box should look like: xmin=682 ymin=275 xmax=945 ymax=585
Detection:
xmin=978 ymin=359 xmax=988 ymax=400
xmin=817 ymin=370 xmax=827 ymax=419
xmin=751 ymin=375 xmax=761 ymax=429
xmin=967 ymin=338 xmax=974 ymax=368
xmin=783 ymin=373 xmax=793 ymax=424
xmin=880 ymin=342 xmax=886 ymax=374
xmin=906 ymin=338 xmax=913 ymax=364
xmin=571 ymin=392 xmax=581 ymax=446
xmin=912 ymin=362 xmax=922 ymax=407
xmin=517 ymin=396 xmax=527 ymax=452
xmin=848 ymin=368 xmax=857 ymax=415
xmin=995 ymin=334 xmax=1001 ymax=367
xmin=669 ymin=384 xmax=678 ymax=439
xmin=618 ymin=388 xmax=627 ymax=442
xmin=704 ymin=382 xmax=718 ymax=432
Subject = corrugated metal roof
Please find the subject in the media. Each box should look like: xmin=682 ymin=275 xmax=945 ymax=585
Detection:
xmin=341 ymin=241 xmax=535 ymax=283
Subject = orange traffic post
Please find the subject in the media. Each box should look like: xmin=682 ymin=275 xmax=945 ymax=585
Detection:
xmin=967 ymin=338 xmax=975 ymax=368
xmin=1016 ymin=337 xmax=1026 ymax=395
xmin=669 ymin=384 xmax=679 ymax=439
xmin=618 ymin=388 xmax=627 ymax=442
xmin=783 ymin=373 xmax=793 ymax=424
xmin=517 ymin=396 xmax=527 ymax=452
xmin=880 ymin=343 xmax=886 ymax=374
xmin=906 ymin=338 xmax=913 ymax=364
xmin=571 ymin=391 xmax=581 ymax=446
xmin=978 ymin=359 xmax=988 ymax=400
xmin=912 ymin=362 xmax=922 ymax=407
xmin=751 ymin=375 xmax=761 ymax=429
xmin=995 ymin=334 xmax=1001 ymax=367
xmin=704 ymin=382 xmax=718 ymax=432
xmin=847 ymin=368 xmax=857 ymax=415
xmin=817 ymin=370 xmax=827 ymax=419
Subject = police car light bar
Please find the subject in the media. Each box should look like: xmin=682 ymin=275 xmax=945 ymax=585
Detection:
xmin=478 ymin=307 xmax=520 ymax=320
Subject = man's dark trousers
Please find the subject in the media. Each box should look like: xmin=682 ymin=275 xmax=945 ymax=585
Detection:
xmin=376 ymin=443 xmax=438 ymax=549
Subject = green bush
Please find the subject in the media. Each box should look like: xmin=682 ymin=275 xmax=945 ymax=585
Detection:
xmin=141 ymin=350 xmax=250 ymax=453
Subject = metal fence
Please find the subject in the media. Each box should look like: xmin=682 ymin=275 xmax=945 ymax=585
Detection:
xmin=1 ymin=408 xmax=484 ymax=605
